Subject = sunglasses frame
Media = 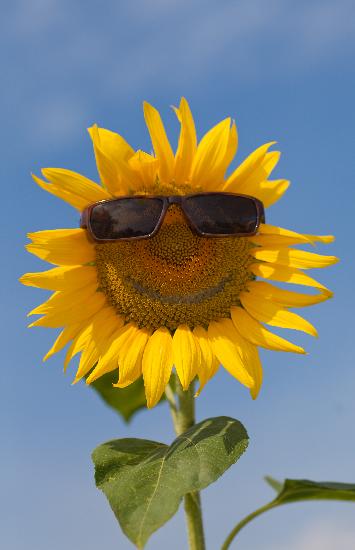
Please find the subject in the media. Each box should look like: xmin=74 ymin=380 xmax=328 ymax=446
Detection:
xmin=80 ymin=192 xmax=265 ymax=243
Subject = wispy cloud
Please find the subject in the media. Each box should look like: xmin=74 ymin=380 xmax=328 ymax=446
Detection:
xmin=270 ymin=520 xmax=355 ymax=550
xmin=3 ymin=0 xmax=355 ymax=147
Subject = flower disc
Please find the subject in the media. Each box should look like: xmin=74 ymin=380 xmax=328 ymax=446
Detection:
xmin=96 ymin=207 xmax=254 ymax=331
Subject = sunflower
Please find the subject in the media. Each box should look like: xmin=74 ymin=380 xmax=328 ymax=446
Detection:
xmin=21 ymin=98 xmax=337 ymax=407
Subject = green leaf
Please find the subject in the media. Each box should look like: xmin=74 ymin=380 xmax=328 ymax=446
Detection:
xmin=88 ymin=372 xmax=147 ymax=421
xmin=264 ymin=475 xmax=283 ymax=493
xmin=92 ymin=416 xmax=248 ymax=548
xmin=267 ymin=478 xmax=355 ymax=504
xmin=222 ymin=478 xmax=355 ymax=549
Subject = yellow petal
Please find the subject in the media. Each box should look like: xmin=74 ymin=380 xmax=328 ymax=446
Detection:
xmin=26 ymin=228 xmax=94 ymax=266
xmin=172 ymin=324 xmax=200 ymax=390
xmin=64 ymin=330 xmax=90 ymax=370
xmin=208 ymin=319 xmax=254 ymax=388
xmin=250 ymin=263 xmax=331 ymax=293
xmin=29 ymin=291 xmax=106 ymax=328
xmin=251 ymin=225 xmax=336 ymax=247
xmin=231 ymin=326 xmax=263 ymax=399
xmin=193 ymin=326 xmax=219 ymax=395
xmin=143 ymin=102 xmax=175 ymax=183
xmin=246 ymin=281 xmax=331 ymax=307
xmin=94 ymin=310 xmax=123 ymax=355
xmin=114 ymin=327 xmax=151 ymax=388
xmin=224 ymin=141 xmax=276 ymax=191
xmin=232 ymin=151 xmax=280 ymax=196
xmin=240 ymin=290 xmax=318 ymax=337
xmin=304 ymin=234 xmax=335 ymax=244
xmin=86 ymin=322 xmax=135 ymax=383
xmin=37 ymin=168 xmax=111 ymax=211
xmin=190 ymin=118 xmax=234 ymax=189
xmin=89 ymin=126 xmax=134 ymax=160
xmin=251 ymin=247 xmax=339 ymax=269
xmin=43 ymin=323 xmax=82 ymax=361
xmin=88 ymin=125 xmax=119 ymax=192
xmin=173 ymin=97 xmax=197 ymax=184
xmin=224 ymin=122 xmax=238 ymax=173
xmin=20 ymin=265 xmax=97 ymax=291
xmin=231 ymin=306 xmax=306 ymax=354
xmin=254 ymin=179 xmax=290 ymax=208
xmin=64 ymin=308 xmax=119 ymax=369
xmin=33 ymin=174 xmax=87 ymax=211
xmin=28 ymin=282 xmax=98 ymax=316
xmin=250 ymin=224 xmax=314 ymax=247
xmin=75 ymin=313 xmax=122 ymax=382
xmin=128 ymin=150 xmax=159 ymax=189
xmin=142 ymin=327 xmax=173 ymax=408
xmin=65 ymin=309 xmax=117 ymax=369
xmin=74 ymin=340 xmax=100 ymax=382
xmin=229 ymin=151 xmax=282 ymax=201
xmin=64 ymin=311 xmax=111 ymax=369
xmin=88 ymin=125 xmax=137 ymax=195
xmin=223 ymin=144 xmax=290 ymax=206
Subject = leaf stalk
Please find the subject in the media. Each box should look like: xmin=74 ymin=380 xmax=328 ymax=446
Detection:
xmin=220 ymin=502 xmax=277 ymax=549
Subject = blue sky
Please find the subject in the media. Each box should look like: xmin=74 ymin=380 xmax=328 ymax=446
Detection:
xmin=2 ymin=1 xmax=355 ymax=548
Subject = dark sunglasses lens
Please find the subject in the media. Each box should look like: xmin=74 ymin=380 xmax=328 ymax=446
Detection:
xmin=184 ymin=194 xmax=259 ymax=235
xmin=90 ymin=198 xmax=164 ymax=240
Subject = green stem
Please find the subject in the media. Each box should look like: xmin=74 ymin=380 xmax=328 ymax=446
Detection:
xmin=220 ymin=502 xmax=277 ymax=550
xmin=164 ymin=382 xmax=178 ymax=428
xmin=166 ymin=374 xmax=206 ymax=550
xmin=184 ymin=492 xmax=205 ymax=550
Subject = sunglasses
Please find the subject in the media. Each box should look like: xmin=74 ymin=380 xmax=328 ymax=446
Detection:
xmin=80 ymin=193 xmax=265 ymax=242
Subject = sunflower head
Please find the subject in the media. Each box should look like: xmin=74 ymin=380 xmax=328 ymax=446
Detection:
xmin=21 ymin=98 xmax=338 ymax=407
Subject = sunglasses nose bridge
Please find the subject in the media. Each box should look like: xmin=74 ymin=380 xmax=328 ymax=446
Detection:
xmin=167 ymin=195 xmax=183 ymax=206
xmin=162 ymin=196 xmax=186 ymax=219
xmin=160 ymin=196 xmax=197 ymax=235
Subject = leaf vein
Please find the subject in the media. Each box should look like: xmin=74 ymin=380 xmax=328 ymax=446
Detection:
xmin=136 ymin=455 xmax=166 ymax=547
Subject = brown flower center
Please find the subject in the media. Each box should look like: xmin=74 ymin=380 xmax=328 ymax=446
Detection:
xmin=95 ymin=207 xmax=254 ymax=331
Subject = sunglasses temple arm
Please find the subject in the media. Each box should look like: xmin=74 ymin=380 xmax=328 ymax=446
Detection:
xmin=80 ymin=208 xmax=89 ymax=229
xmin=257 ymin=201 xmax=265 ymax=224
